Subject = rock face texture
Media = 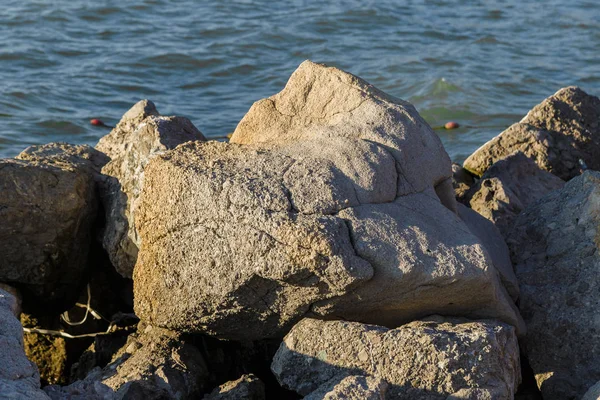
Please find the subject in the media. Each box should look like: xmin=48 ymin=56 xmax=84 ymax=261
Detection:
xmin=204 ymin=374 xmax=265 ymax=400
xmin=305 ymin=375 xmax=388 ymax=400
xmin=0 ymin=289 xmax=50 ymax=399
xmin=464 ymin=86 xmax=600 ymax=179
xmin=96 ymin=100 xmax=206 ymax=278
xmin=464 ymin=152 xmax=564 ymax=237
xmin=44 ymin=326 xmax=208 ymax=400
xmin=582 ymin=381 xmax=600 ymax=400
xmin=133 ymin=61 xmax=523 ymax=341
xmin=0 ymin=144 xmax=98 ymax=308
xmin=271 ymin=317 xmax=521 ymax=399
xmin=508 ymin=171 xmax=600 ymax=400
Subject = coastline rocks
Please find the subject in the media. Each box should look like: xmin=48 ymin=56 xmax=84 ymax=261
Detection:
xmin=95 ymin=100 xmax=205 ymax=278
xmin=230 ymin=60 xmax=456 ymax=212
xmin=305 ymin=375 xmax=388 ymax=400
xmin=0 ymin=144 xmax=98 ymax=308
xmin=464 ymin=86 xmax=600 ymax=180
xmin=464 ymin=152 xmax=564 ymax=237
xmin=508 ymin=171 xmax=600 ymax=399
xmin=133 ymin=62 xmax=523 ymax=341
xmin=204 ymin=374 xmax=265 ymax=400
xmin=271 ymin=317 xmax=521 ymax=399
xmin=45 ymin=326 xmax=208 ymax=400
xmin=0 ymin=289 xmax=50 ymax=399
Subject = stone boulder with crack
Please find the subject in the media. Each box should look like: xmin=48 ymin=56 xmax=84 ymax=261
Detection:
xmin=271 ymin=317 xmax=521 ymax=399
xmin=95 ymin=100 xmax=206 ymax=278
xmin=464 ymin=86 xmax=600 ymax=179
xmin=0 ymin=289 xmax=50 ymax=399
xmin=507 ymin=171 xmax=600 ymax=400
xmin=0 ymin=144 xmax=99 ymax=309
xmin=463 ymin=152 xmax=564 ymax=237
xmin=133 ymin=61 xmax=524 ymax=341
xmin=44 ymin=325 xmax=208 ymax=400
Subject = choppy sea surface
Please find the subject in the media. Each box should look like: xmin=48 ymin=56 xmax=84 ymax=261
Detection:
xmin=1 ymin=1 xmax=599 ymax=161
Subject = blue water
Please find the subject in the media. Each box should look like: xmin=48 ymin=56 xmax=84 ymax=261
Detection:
xmin=1 ymin=1 xmax=599 ymax=162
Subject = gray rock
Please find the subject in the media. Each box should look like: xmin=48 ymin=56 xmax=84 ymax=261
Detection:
xmin=0 ymin=284 xmax=22 ymax=317
xmin=464 ymin=152 xmax=564 ymax=237
xmin=0 ymin=289 xmax=50 ymax=400
xmin=95 ymin=100 xmax=205 ymax=277
xmin=203 ymin=374 xmax=265 ymax=400
xmin=582 ymin=381 xmax=600 ymax=400
xmin=452 ymin=163 xmax=474 ymax=201
xmin=464 ymin=86 xmax=600 ymax=180
xmin=507 ymin=171 xmax=600 ymax=400
xmin=133 ymin=62 xmax=523 ymax=341
xmin=0 ymin=144 xmax=98 ymax=307
xmin=304 ymin=375 xmax=388 ymax=400
xmin=271 ymin=317 xmax=520 ymax=399
xmin=44 ymin=326 xmax=208 ymax=400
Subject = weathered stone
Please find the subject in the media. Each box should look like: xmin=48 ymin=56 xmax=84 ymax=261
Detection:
xmin=17 ymin=142 xmax=109 ymax=176
xmin=0 ymin=283 xmax=22 ymax=317
xmin=0 ymin=145 xmax=97 ymax=308
xmin=464 ymin=87 xmax=600 ymax=179
xmin=133 ymin=62 xmax=523 ymax=341
xmin=271 ymin=317 xmax=520 ymax=399
xmin=508 ymin=171 xmax=600 ymax=400
xmin=464 ymin=152 xmax=564 ymax=237
xmin=95 ymin=100 xmax=205 ymax=277
xmin=582 ymin=381 xmax=600 ymax=400
xmin=457 ymin=203 xmax=519 ymax=301
xmin=0 ymin=289 xmax=50 ymax=399
xmin=230 ymin=60 xmax=456 ymax=211
xmin=305 ymin=375 xmax=388 ymax=400
xmin=204 ymin=374 xmax=265 ymax=400
xmin=44 ymin=326 xmax=208 ymax=400
xmin=452 ymin=162 xmax=474 ymax=201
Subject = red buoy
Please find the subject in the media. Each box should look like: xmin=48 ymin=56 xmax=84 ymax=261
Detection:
xmin=444 ymin=121 xmax=460 ymax=130
xmin=90 ymin=118 xmax=106 ymax=126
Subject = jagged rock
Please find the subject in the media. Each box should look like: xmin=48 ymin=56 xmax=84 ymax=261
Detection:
xmin=464 ymin=87 xmax=600 ymax=179
xmin=582 ymin=381 xmax=600 ymax=400
xmin=17 ymin=142 xmax=109 ymax=176
xmin=0 ymin=144 xmax=98 ymax=309
xmin=507 ymin=171 xmax=600 ymax=400
xmin=464 ymin=152 xmax=564 ymax=237
xmin=305 ymin=375 xmax=388 ymax=400
xmin=457 ymin=203 xmax=519 ymax=301
xmin=452 ymin=163 xmax=474 ymax=201
xmin=44 ymin=326 xmax=208 ymax=400
xmin=230 ymin=60 xmax=456 ymax=212
xmin=271 ymin=317 xmax=520 ymax=399
xmin=133 ymin=62 xmax=523 ymax=341
xmin=0 ymin=284 xmax=22 ymax=317
xmin=0 ymin=289 xmax=50 ymax=399
xmin=95 ymin=100 xmax=205 ymax=278
xmin=204 ymin=374 xmax=265 ymax=400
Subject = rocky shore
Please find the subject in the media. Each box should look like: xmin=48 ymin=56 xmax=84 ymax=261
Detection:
xmin=0 ymin=60 xmax=599 ymax=399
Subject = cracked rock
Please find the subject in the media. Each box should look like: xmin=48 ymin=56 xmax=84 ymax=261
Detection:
xmin=95 ymin=100 xmax=206 ymax=278
xmin=507 ymin=171 xmax=600 ymax=400
xmin=271 ymin=317 xmax=520 ymax=399
xmin=304 ymin=375 xmax=388 ymax=400
xmin=133 ymin=61 xmax=523 ymax=341
xmin=464 ymin=86 xmax=600 ymax=180
xmin=203 ymin=374 xmax=265 ymax=400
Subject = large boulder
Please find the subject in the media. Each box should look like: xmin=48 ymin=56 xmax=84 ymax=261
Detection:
xmin=44 ymin=326 xmax=208 ymax=400
xmin=305 ymin=375 xmax=388 ymax=400
xmin=463 ymin=152 xmax=564 ymax=237
xmin=0 ymin=144 xmax=99 ymax=309
xmin=0 ymin=289 xmax=50 ymax=399
xmin=271 ymin=317 xmax=521 ymax=399
xmin=508 ymin=171 xmax=600 ymax=400
xmin=95 ymin=100 xmax=205 ymax=278
xmin=464 ymin=86 xmax=600 ymax=180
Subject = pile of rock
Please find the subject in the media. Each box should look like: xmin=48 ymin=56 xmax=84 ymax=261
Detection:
xmin=1 ymin=60 xmax=599 ymax=399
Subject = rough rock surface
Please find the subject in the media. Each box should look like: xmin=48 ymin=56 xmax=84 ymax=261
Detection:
xmin=464 ymin=152 xmax=564 ymax=237
xmin=582 ymin=381 xmax=600 ymax=400
xmin=464 ymin=86 xmax=600 ymax=179
xmin=0 ymin=144 xmax=98 ymax=307
xmin=305 ymin=375 xmax=388 ymax=400
xmin=134 ymin=62 xmax=523 ymax=341
xmin=0 ymin=289 xmax=50 ymax=399
xmin=204 ymin=374 xmax=265 ymax=400
xmin=44 ymin=326 xmax=208 ymax=400
xmin=95 ymin=100 xmax=205 ymax=277
xmin=271 ymin=317 xmax=521 ymax=399
xmin=452 ymin=163 xmax=474 ymax=201
xmin=508 ymin=171 xmax=600 ymax=400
